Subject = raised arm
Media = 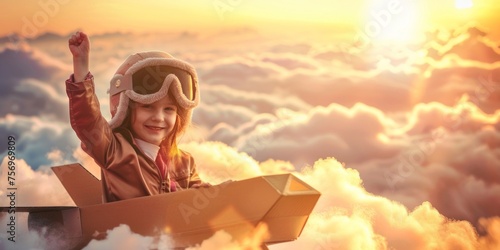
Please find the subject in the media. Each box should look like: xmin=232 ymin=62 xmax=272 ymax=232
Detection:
xmin=66 ymin=31 xmax=113 ymax=168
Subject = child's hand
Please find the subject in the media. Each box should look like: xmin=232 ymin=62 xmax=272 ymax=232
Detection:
xmin=68 ymin=31 xmax=90 ymax=59
xmin=191 ymin=182 xmax=212 ymax=188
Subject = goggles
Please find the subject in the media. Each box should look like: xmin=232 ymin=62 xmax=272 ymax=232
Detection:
xmin=109 ymin=61 xmax=198 ymax=104
xmin=108 ymin=53 xmax=200 ymax=129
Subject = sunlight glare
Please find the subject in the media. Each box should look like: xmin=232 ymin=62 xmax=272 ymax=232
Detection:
xmin=362 ymin=1 xmax=422 ymax=44
xmin=455 ymin=0 xmax=473 ymax=9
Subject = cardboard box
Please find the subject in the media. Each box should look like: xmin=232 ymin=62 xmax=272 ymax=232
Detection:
xmin=17 ymin=163 xmax=321 ymax=249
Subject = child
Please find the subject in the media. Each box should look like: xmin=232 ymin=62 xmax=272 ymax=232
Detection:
xmin=66 ymin=31 xmax=209 ymax=203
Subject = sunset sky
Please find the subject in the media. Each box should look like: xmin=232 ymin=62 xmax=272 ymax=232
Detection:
xmin=2 ymin=0 xmax=500 ymax=39
xmin=1 ymin=0 xmax=500 ymax=249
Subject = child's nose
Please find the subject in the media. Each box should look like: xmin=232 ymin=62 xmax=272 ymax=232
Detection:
xmin=151 ymin=110 xmax=164 ymax=121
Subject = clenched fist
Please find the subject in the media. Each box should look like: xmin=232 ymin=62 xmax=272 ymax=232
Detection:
xmin=68 ymin=31 xmax=90 ymax=58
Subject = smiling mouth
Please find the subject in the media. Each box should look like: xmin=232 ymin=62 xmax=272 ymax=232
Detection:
xmin=145 ymin=125 xmax=165 ymax=131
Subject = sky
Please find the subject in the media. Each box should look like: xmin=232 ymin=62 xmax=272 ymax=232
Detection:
xmin=0 ymin=0 xmax=500 ymax=249
xmin=1 ymin=0 xmax=500 ymax=39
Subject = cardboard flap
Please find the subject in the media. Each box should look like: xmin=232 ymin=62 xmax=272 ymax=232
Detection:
xmin=263 ymin=174 xmax=320 ymax=195
xmin=52 ymin=164 xmax=102 ymax=207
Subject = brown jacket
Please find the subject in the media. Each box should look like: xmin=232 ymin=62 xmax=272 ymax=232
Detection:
xmin=66 ymin=74 xmax=201 ymax=202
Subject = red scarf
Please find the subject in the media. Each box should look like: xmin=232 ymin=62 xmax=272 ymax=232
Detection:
xmin=155 ymin=151 xmax=176 ymax=192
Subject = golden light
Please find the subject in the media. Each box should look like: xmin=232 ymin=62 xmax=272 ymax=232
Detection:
xmin=455 ymin=0 xmax=473 ymax=9
xmin=360 ymin=1 xmax=423 ymax=45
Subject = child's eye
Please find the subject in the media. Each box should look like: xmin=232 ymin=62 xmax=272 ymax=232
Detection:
xmin=164 ymin=107 xmax=176 ymax=111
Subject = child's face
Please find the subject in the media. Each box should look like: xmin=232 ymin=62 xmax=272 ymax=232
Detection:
xmin=130 ymin=96 xmax=177 ymax=146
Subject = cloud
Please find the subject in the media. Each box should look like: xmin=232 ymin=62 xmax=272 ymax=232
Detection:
xmin=194 ymin=102 xmax=257 ymax=129
xmin=0 ymin=213 xmax=61 ymax=250
xmin=269 ymin=158 xmax=500 ymax=250
xmin=0 ymin=157 xmax=74 ymax=207
xmin=200 ymin=84 xmax=311 ymax=114
xmin=205 ymin=112 xmax=279 ymax=146
xmin=0 ymin=114 xmax=80 ymax=169
xmin=191 ymin=84 xmax=312 ymax=143
xmin=180 ymin=141 xmax=262 ymax=183
xmin=81 ymin=219 xmax=269 ymax=250
xmin=199 ymin=48 xmax=415 ymax=111
xmin=1 ymin=142 xmax=499 ymax=250
xmin=83 ymin=224 xmax=173 ymax=250
xmin=194 ymin=25 xmax=500 ymax=116
xmin=219 ymin=98 xmax=500 ymax=227
xmin=9 ymin=78 xmax=69 ymax=120
xmin=269 ymin=43 xmax=312 ymax=54
xmin=260 ymin=52 xmax=320 ymax=71
xmin=187 ymin=224 xmax=269 ymax=250
xmin=229 ymin=102 xmax=402 ymax=166
xmin=180 ymin=142 xmax=500 ymax=249
xmin=425 ymin=25 xmax=500 ymax=64
xmin=360 ymin=101 xmax=500 ymax=221
xmin=0 ymin=45 xmax=64 ymax=81
xmin=0 ymin=45 xmax=71 ymax=120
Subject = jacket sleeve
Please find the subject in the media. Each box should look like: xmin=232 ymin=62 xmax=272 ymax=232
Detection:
xmin=66 ymin=73 xmax=114 ymax=168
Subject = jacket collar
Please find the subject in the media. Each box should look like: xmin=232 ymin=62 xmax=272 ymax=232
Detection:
xmin=134 ymin=138 xmax=159 ymax=161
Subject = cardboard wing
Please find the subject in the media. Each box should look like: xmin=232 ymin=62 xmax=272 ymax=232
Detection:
xmin=52 ymin=164 xmax=103 ymax=207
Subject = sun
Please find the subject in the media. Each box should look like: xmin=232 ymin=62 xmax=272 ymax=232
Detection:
xmin=455 ymin=0 xmax=473 ymax=9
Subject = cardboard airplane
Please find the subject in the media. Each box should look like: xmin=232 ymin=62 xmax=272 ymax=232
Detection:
xmin=1 ymin=163 xmax=321 ymax=249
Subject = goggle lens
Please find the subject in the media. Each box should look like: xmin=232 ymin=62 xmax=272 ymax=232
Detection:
xmin=132 ymin=65 xmax=194 ymax=100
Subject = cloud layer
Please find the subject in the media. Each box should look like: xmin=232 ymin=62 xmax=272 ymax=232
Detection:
xmin=2 ymin=149 xmax=499 ymax=249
